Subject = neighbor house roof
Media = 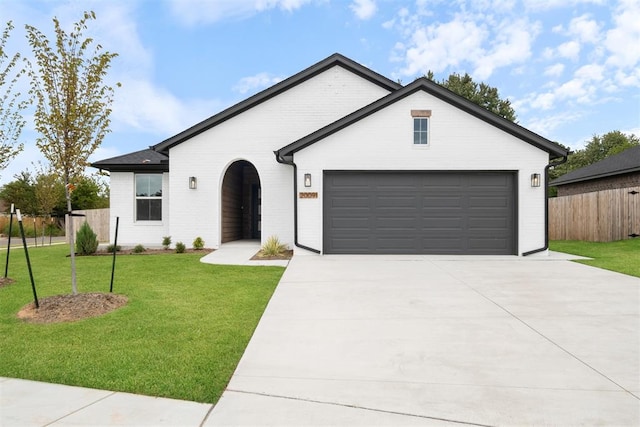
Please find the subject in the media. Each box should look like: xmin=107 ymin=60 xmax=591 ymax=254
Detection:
xmin=151 ymin=53 xmax=402 ymax=154
xmin=91 ymin=149 xmax=169 ymax=172
xmin=276 ymin=77 xmax=569 ymax=160
xmin=550 ymin=145 xmax=640 ymax=186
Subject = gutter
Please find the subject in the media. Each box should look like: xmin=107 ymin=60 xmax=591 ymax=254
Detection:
xmin=522 ymin=155 xmax=568 ymax=256
xmin=274 ymin=151 xmax=322 ymax=254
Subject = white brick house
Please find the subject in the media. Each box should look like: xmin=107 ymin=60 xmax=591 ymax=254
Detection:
xmin=92 ymin=53 xmax=568 ymax=255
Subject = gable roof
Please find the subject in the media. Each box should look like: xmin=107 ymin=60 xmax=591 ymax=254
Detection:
xmin=91 ymin=148 xmax=169 ymax=172
xmin=152 ymin=53 xmax=402 ymax=154
xmin=550 ymin=145 xmax=640 ymax=186
xmin=276 ymin=77 xmax=568 ymax=160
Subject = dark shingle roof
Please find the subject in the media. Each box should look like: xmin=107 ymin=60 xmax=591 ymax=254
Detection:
xmin=550 ymin=145 xmax=640 ymax=186
xmin=91 ymin=149 xmax=168 ymax=172
xmin=276 ymin=77 xmax=568 ymax=159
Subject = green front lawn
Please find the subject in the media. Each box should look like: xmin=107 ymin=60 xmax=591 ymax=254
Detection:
xmin=0 ymin=244 xmax=284 ymax=403
xmin=550 ymin=239 xmax=640 ymax=278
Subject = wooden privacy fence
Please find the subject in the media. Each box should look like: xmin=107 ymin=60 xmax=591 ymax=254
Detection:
xmin=549 ymin=187 xmax=640 ymax=242
xmin=66 ymin=208 xmax=110 ymax=242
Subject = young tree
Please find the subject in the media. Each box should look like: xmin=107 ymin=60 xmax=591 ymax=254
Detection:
xmin=26 ymin=11 xmax=119 ymax=294
xmin=0 ymin=21 xmax=27 ymax=176
xmin=425 ymin=71 xmax=517 ymax=122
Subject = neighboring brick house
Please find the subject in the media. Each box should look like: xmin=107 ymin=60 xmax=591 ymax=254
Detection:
xmin=551 ymin=145 xmax=640 ymax=196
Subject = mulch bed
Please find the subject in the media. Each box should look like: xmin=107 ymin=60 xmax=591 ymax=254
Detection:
xmin=0 ymin=277 xmax=16 ymax=288
xmin=17 ymin=293 xmax=128 ymax=324
xmin=79 ymin=248 xmax=214 ymax=256
xmin=250 ymin=249 xmax=293 ymax=260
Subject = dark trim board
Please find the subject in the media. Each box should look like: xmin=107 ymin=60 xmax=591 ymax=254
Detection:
xmin=323 ymin=170 xmax=518 ymax=255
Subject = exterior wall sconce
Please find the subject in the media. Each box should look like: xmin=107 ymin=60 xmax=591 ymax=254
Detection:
xmin=531 ymin=173 xmax=541 ymax=188
xmin=304 ymin=173 xmax=312 ymax=187
xmin=189 ymin=176 xmax=197 ymax=189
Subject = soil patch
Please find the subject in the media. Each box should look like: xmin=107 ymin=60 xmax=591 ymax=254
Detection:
xmin=76 ymin=248 xmax=214 ymax=256
xmin=17 ymin=293 xmax=128 ymax=324
xmin=250 ymin=249 xmax=294 ymax=260
xmin=0 ymin=277 xmax=16 ymax=288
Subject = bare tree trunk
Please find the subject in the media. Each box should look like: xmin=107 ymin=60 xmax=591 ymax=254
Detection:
xmin=66 ymin=186 xmax=77 ymax=295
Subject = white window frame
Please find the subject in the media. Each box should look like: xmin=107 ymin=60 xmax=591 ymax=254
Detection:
xmin=411 ymin=109 xmax=432 ymax=147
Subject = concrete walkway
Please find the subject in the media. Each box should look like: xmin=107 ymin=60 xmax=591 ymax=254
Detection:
xmin=200 ymin=240 xmax=290 ymax=267
xmin=209 ymin=253 xmax=640 ymax=426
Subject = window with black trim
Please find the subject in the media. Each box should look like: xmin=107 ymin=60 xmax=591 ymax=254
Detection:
xmin=135 ymin=174 xmax=162 ymax=221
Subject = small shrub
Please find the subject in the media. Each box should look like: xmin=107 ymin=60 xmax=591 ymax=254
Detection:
xmin=133 ymin=244 xmax=146 ymax=254
xmin=260 ymin=235 xmax=288 ymax=257
xmin=107 ymin=244 xmax=121 ymax=252
xmin=162 ymin=236 xmax=171 ymax=250
xmin=192 ymin=236 xmax=204 ymax=250
xmin=75 ymin=222 xmax=99 ymax=255
xmin=175 ymin=242 xmax=186 ymax=253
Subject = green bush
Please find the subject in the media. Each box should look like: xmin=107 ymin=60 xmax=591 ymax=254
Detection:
xmin=75 ymin=222 xmax=99 ymax=255
xmin=175 ymin=242 xmax=186 ymax=253
xmin=133 ymin=244 xmax=146 ymax=254
xmin=162 ymin=236 xmax=172 ymax=250
xmin=107 ymin=244 xmax=121 ymax=252
xmin=260 ymin=235 xmax=288 ymax=257
xmin=192 ymin=236 xmax=204 ymax=250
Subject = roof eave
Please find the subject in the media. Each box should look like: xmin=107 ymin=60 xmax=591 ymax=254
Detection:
xmin=551 ymin=167 xmax=640 ymax=186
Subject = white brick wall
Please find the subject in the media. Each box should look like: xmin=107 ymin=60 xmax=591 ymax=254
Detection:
xmin=294 ymin=90 xmax=550 ymax=255
xmin=108 ymin=172 xmax=170 ymax=247
xmin=164 ymin=65 xmax=392 ymax=249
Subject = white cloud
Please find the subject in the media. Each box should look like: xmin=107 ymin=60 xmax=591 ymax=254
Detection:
xmin=544 ymin=63 xmax=565 ymax=77
xmin=399 ymin=14 xmax=487 ymax=75
xmin=556 ymin=40 xmax=581 ymax=60
xmin=350 ymin=0 xmax=377 ymax=20
xmin=233 ymin=73 xmax=284 ymax=94
xmin=112 ymin=78 xmax=224 ymax=137
xmin=525 ymin=110 xmax=584 ymax=137
xmin=166 ymin=0 xmax=314 ymax=25
xmin=568 ymin=14 xmax=601 ymax=44
xmin=522 ymin=0 xmax=606 ymax=11
xmin=604 ymin=0 xmax=640 ymax=68
xmin=473 ymin=18 xmax=540 ymax=79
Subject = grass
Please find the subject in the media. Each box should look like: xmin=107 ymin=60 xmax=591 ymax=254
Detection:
xmin=0 ymin=244 xmax=284 ymax=403
xmin=550 ymin=239 xmax=640 ymax=278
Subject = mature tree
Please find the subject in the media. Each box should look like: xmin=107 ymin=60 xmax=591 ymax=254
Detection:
xmin=425 ymin=71 xmax=517 ymax=122
xmin=26 ymin=11 xmax=119 ymax=294
xmin=0 ymin=21 xmax=27 ymax=176
xmin=0 ymin=171 xmax=38 ymax=215
xmin=550 ymin=131 xmax=639 ymax=182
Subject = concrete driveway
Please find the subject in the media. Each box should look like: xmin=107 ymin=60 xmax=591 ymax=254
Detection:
xmin=208 ymin=253 xmax=640 ymax=426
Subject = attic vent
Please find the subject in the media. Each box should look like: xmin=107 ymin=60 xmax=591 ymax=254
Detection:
xmin=411 ymin=109 xmax=432 ymax=117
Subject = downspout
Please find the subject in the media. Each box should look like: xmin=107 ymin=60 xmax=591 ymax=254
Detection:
xmin=274 ymin=151 xmax=322 ymax=254
xmin=522 ymin=155 xmax=568 ymax=256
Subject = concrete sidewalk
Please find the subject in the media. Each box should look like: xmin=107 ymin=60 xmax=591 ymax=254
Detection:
xmin=0 ymin=377 xmax=213 ymax=426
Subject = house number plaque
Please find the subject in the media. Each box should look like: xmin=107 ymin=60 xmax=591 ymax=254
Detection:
xmin=299 ymin=192 xmax=318 ymax=199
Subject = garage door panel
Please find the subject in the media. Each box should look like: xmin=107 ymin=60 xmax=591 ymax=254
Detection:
xmin=324 ymin=171 xmax=516 ymax=255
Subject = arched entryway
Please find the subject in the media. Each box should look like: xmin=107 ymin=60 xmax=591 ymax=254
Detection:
xmin=221 ymin=160 xmax=261 ymax=243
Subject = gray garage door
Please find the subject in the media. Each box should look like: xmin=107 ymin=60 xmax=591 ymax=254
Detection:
xmin=323 ymin=171 xmax=517 ymax=255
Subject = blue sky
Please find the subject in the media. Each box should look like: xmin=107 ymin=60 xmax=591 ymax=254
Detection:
xmin=1 ymin=0 xmax=638 ymax=184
